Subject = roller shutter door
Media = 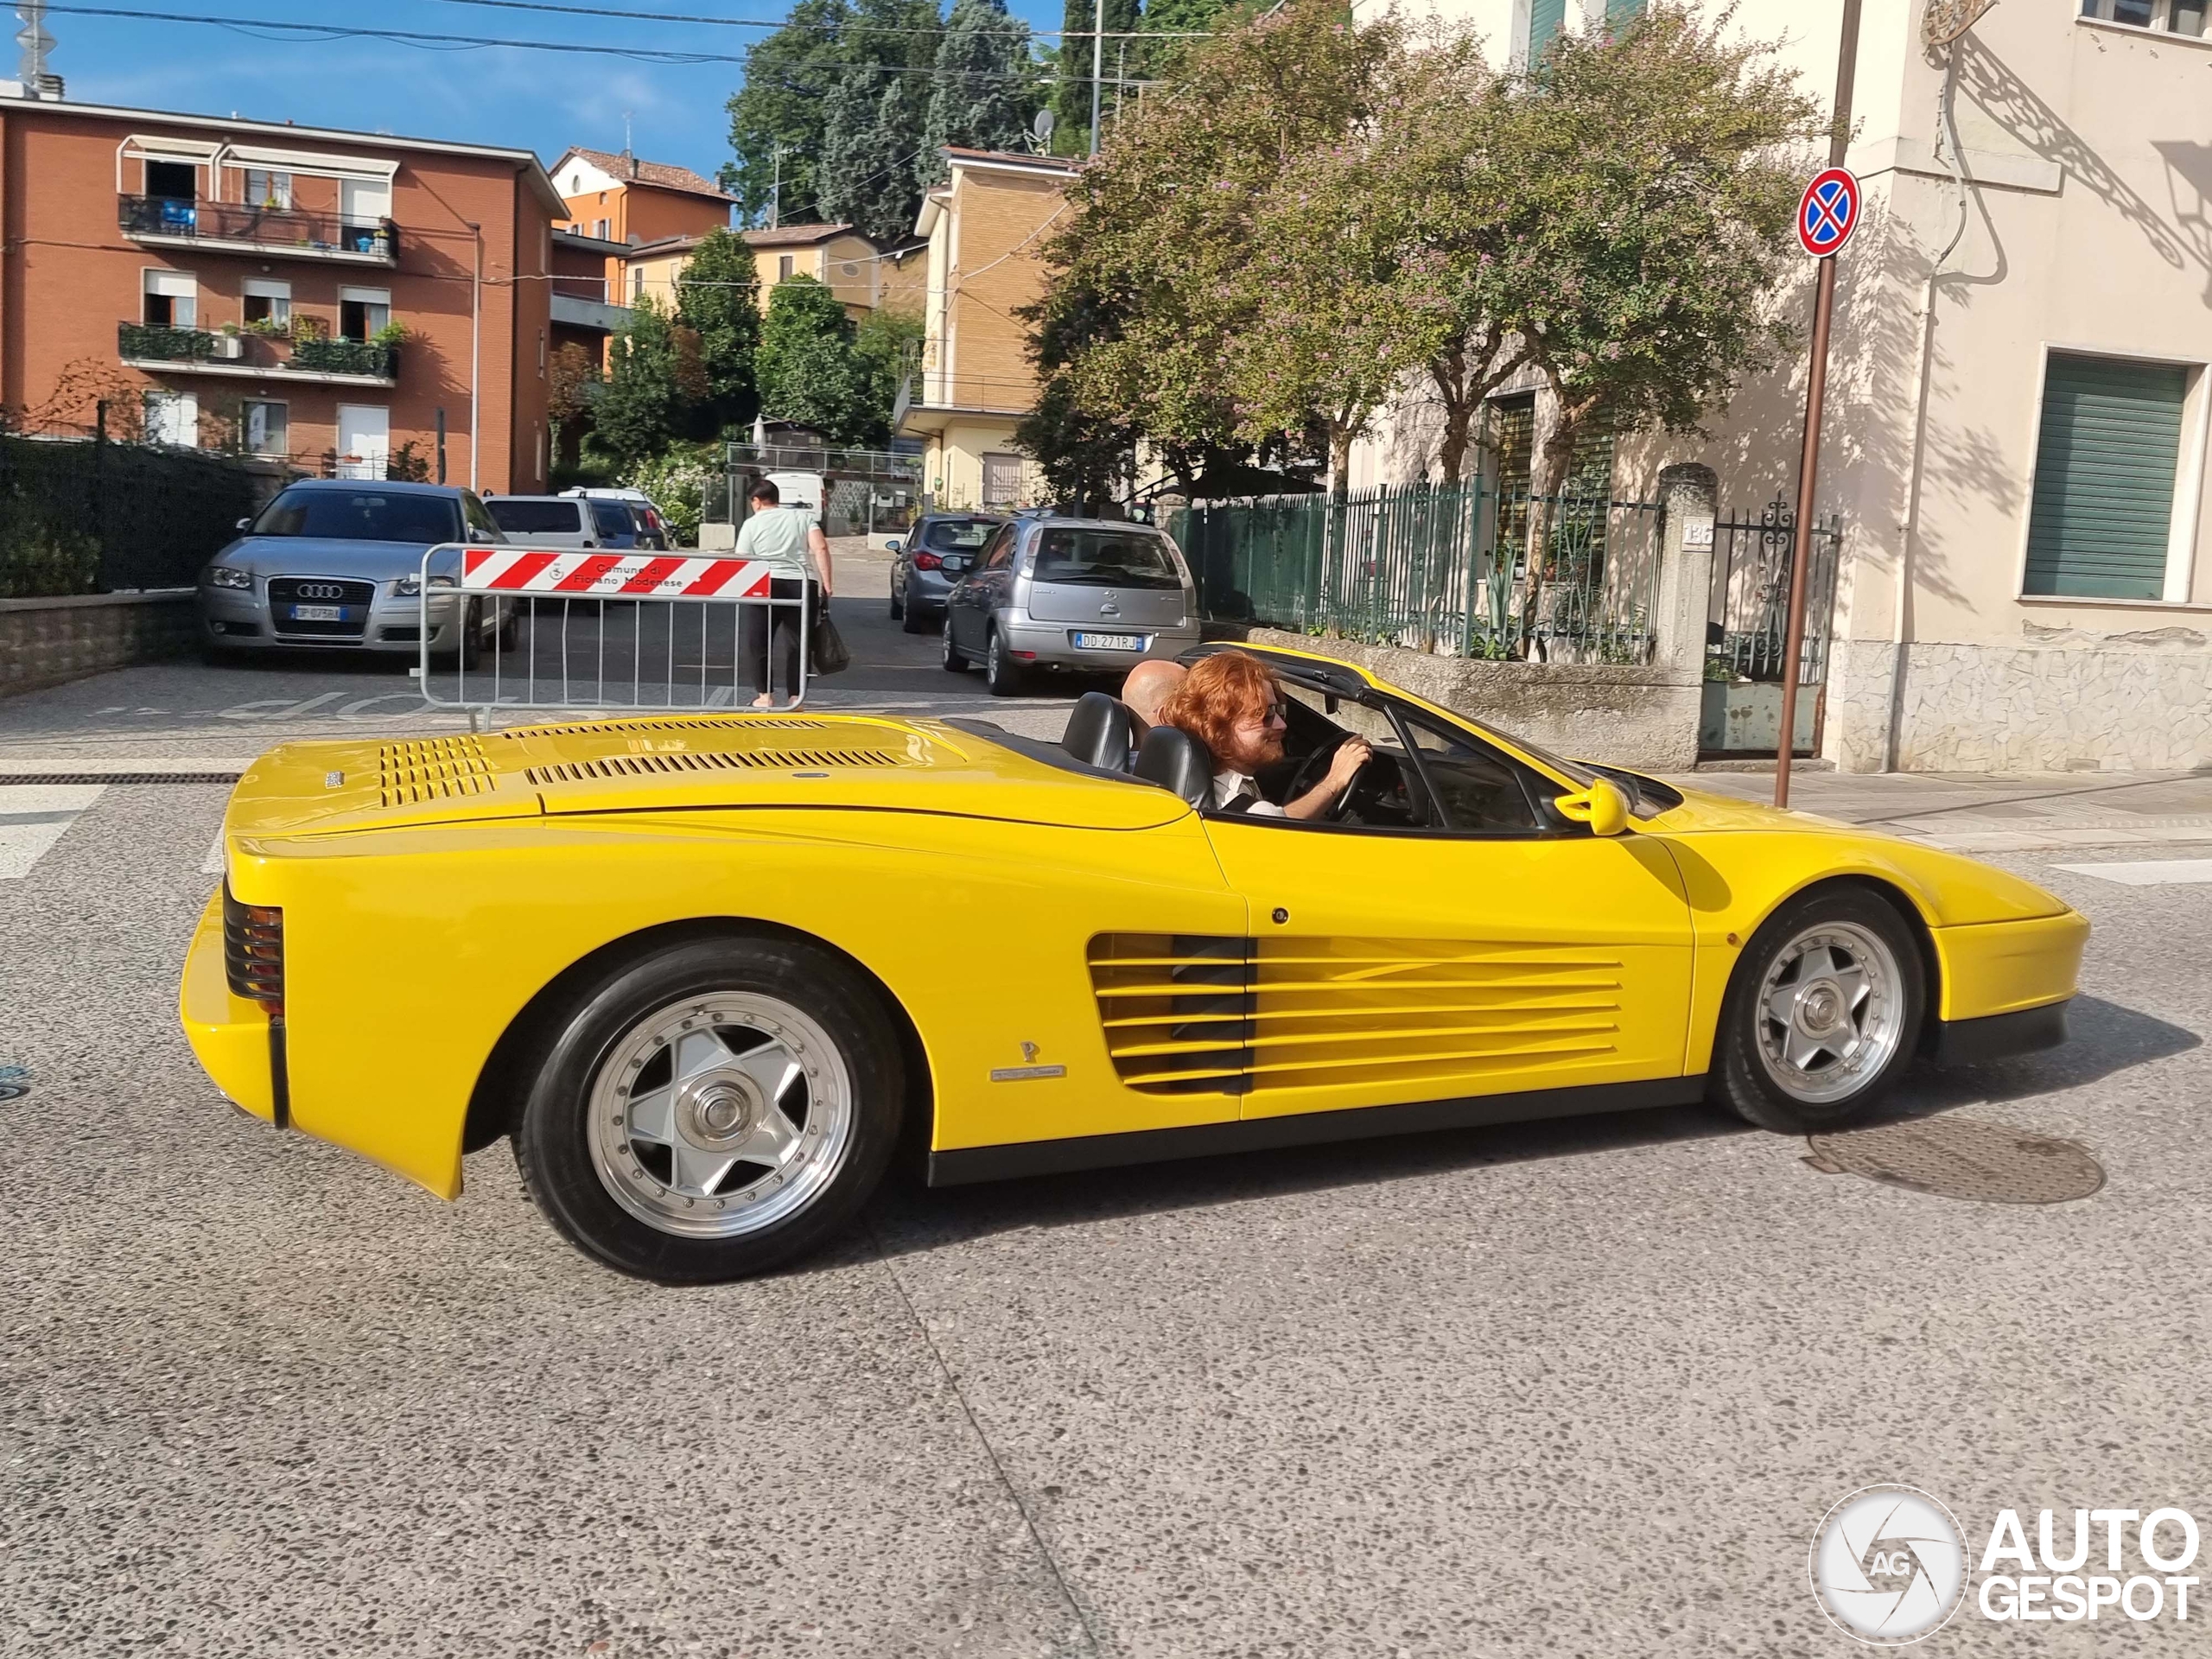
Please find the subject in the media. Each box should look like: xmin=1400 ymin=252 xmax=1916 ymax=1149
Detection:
xmin=2023 ymin=353 xmax=2189 ymax=600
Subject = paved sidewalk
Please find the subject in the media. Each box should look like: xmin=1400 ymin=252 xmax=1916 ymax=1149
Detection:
xmin=1665 ymin=766 xmax=2212 ymax=853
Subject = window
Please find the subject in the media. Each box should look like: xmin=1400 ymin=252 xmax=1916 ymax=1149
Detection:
xmin=778 ymin=253 xmax=794 ymax=282
xmin=981 ymin=451 xmax=1024 ymax=507
xmin=537 ymin=327 xmax=547 ymax=376
xmin=632 ymin=265 xmax=645 ymax=301
xmin=143 ymin=390 xmax=197 ymax=448
xmin=143 ymin=158 xmax=195 ymax=201
xmin=922 ymin=517 xmax=997 ymax=551
xmin=1031 ymin=527 xmax=1183 ymax=589
xmin=142 ymin=269 xmax=195 ymax=328
xmin=1404 ymin=716 xmax=1541 ymax=834
xmin=244 ymin=168 xmax=292 ymax=209
xmin=486 ymin=499 xmax=582 ymax=536
xmin=242 ymin=400 xmax=287 ymax=456
xmin=242 ymin=277 xmax=290 ymax=329
xmin=589 ymin=500 xmax=633 ymax=537
xmin=252 ymin=486 xmax=460 ymax=543
xmin=595 ymin=217 xmax=611 ymax=239
xmin=461 ymin=493 xmax=502 ymax=537
xmin=1526 ymin=0 xmax=1567 ymax=60
xmin=1604 ymin=0 xmax=1648 ymax=26
xmin=2024 ymin=352 xmax=2194 ymax=601
xmin=338 ymin=286 xmax=391 ymax=341
xmin=977 ymin=524 xmax=1018 ymax=571
xmin=2081 ymin=0 xmax=2206 ymax=33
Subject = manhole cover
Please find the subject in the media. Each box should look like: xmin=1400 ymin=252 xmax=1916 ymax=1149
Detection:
xmin=1805 ymin=1115 xmax=2104 ymax=1205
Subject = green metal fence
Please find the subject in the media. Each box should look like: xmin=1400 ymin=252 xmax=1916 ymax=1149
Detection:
xmin=0 ymin=435 xmax=262 ymax=598
xmin=1167 ymin=480 xmax=1667 ymax=663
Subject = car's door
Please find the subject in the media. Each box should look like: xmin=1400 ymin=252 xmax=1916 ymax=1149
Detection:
xmin=1195 ymin=692 xmax=1696 ymax=1123
xmin=951 ymin=522 xmax=1017 ymax=652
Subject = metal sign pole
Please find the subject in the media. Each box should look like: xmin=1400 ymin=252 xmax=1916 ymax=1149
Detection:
xmin=1776 ymin=0 xmax=1863 ymax=810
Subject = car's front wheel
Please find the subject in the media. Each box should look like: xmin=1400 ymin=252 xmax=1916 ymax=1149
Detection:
xmin=1710 ymin=887 xmax=1924 ymax=1135
xmin=514 ymin=935 xmax=906 ymax=1282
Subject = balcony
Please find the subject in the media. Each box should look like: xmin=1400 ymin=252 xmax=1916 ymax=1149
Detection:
xmin=118 ymin=194 xmax=398 ymax=265
xmin=894 ymin=370 xmax=1040 ymax=436
xmin=118 ymin=321 xmax=399 ymax=387
xmin=550 ymin=292 xmax=632 ymax=333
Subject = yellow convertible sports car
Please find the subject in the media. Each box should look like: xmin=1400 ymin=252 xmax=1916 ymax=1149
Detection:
xmin=181 ymin=644 xmax=2088 ymax=1282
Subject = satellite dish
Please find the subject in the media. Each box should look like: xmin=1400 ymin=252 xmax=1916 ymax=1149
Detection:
xmin=1033 ymin=108 xmax=1055 ymax=141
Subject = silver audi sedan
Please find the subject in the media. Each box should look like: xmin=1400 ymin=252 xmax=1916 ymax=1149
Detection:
xmin=197 ymin=479 xmax=511 ymax=663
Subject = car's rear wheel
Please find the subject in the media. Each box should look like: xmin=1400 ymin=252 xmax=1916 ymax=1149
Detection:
xmin=984 ymin=626 xmax=1023 ymax=696
xmin=900 ymin=599 xmax=929 ymax=635
xmin=888 ymin=580 xmax=904 ymax=621
xmin=941 ymin=614 xmax=968 ymax=672
xmin=514 ymin=936 xmax=905 ymax=1282
xmin=1710 ymin=887 xmax=1924 ymax=1135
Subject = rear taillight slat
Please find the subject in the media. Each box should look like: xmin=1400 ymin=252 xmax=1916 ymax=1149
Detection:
xmin=222 ymin=881 xmax=284 ymax=1008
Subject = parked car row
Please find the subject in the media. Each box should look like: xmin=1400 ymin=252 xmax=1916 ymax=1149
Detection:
xmin=194 ymin=479 xmax=671 ymax=665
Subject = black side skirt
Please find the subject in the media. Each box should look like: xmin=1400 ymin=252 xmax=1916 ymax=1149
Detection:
xmin=927 ymin=1076 xmax=1709 ymax=1187
xmin=1928 ymin=999 xmax=2071 ymax=1066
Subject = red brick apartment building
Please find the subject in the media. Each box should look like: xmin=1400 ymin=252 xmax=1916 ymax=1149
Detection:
xmin=0 ymin=92 xmax=563 ymax=491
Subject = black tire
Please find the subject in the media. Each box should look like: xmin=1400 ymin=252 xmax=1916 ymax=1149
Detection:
xmin=457 ymin=600 xmax=483 ymax=671
xmin=941 ymin=613 xmax=969 ymax=672
xmin=495 ymin=603 xmax=521 ymax=653
xmin=514 ymin=935 xmax=906 ymax=1283
xmin=984 ymin=626 xmax=1023 ymax=696
xmin=1709 ymin=886 xmax=1926 ymax=1135
xmin=900 ymin=601 xmax=930 ymax=635
xmin=888 ymin=580 xmax=904 ymax=621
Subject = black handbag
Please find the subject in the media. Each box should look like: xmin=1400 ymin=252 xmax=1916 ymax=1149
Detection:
xmin=809 ymin=600 xmax=852 ymax=676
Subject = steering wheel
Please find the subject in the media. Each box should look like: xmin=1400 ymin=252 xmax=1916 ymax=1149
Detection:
xmin=1284 ymin=732 xmax=1380 ymax=822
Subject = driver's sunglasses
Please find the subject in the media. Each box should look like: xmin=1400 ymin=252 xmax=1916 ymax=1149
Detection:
xmin=1245 ymin=701 xmax=1287 ymax=727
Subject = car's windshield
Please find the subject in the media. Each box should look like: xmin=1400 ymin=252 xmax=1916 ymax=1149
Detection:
xmin=252 ymin=488 xmax=460 ymax=543
xmin=923 ymin=518 xmax=998 ymax=552
xmin=486 ymin=499 xmax=583 ymax=536
xmin=1032 ymin=528 xmax=1182 ymax=590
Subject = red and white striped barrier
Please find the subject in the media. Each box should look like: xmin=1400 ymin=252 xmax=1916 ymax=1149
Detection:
xmin=461 ymin=549 xmax=778 ymax=599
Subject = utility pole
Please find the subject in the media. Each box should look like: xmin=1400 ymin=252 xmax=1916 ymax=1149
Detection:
xmin=1089 ymin=0 xmax=1104 ymax=156
xmin=769 ymin=144 xmax=782 ymax=230
xmin=1774 ymin=0 xmax=1862 ymax=810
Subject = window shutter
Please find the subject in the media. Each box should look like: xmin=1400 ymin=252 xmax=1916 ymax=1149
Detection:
xmin=1529 ymin=0 xmax=1567 ymax=59
xmin=2023 ymin=353 xmax=2189 ymax=601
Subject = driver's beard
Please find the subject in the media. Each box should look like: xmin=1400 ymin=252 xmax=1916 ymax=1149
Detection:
xmin=1230 ymin=728 xmax=1284 ymax=772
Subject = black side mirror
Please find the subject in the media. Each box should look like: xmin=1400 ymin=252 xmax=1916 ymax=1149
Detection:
xmin=235 ymin=517 xmax=251 ymax=531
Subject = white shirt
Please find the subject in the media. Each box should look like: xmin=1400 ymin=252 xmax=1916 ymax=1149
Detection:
xmin=1211 ymin=770 xmax=1287 ymax=818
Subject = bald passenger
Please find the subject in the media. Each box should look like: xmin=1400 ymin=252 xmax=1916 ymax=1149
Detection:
xmin=1122 ymin=659 xmax=1187 ymax=734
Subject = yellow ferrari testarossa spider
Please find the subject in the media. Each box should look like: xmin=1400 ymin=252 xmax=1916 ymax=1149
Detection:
xmin=181 ymin=644 xmax=2088 ymax=1282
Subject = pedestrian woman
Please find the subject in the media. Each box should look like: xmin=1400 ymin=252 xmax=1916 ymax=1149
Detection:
xmin=734 ymin=479 xmax=834 ymax=708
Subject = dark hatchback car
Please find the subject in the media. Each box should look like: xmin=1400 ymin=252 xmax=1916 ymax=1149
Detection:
xmin=887 ymin=512 xmax=1005 ymax=633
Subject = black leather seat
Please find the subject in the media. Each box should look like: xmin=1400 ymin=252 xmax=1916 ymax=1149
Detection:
xmin=1134 ymin=725 xmax=1211 ymax=808
xmin=1063 ymin=691 xmax=1136 ymax=772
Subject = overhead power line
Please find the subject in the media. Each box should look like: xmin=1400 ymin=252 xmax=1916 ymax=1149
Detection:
xmin=29 ymin=3 xmax=1149 ymax=76
xmin=422 ymin=0 xmax=1217 ymax=41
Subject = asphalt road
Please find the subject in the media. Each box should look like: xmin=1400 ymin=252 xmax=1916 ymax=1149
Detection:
xmin=3 ymin=555 xmax=2211 ymax=1656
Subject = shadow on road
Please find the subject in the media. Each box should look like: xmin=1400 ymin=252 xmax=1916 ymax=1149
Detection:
xmin=865 ymin=994 xmax=2196 ymax=1261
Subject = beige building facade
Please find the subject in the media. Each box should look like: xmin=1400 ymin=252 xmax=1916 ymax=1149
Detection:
xmin=1354 ymin=0 xmax=2212 ymax=772
xmin=897 ymin=148 xmax=1077 ymax=511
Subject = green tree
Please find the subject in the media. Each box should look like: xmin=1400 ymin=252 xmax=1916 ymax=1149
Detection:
xmin=1135 ymin=0 xmax=1226 ymax=79
xmin=818 ymin=0 xmax=942 ymax=242
xmin=921 ymin=0 xmax=1042 ymax=182
xmin=674 ymin=227 xmax=762 ymax=430
xmin=722 ymin=0 xmax=851 ymax=226
xmin=598 ymin=298 xmax=702 ymax=461
xmin=755 ymin=276 xmax=867 ymax=437
xmin=1496 ymin=4 xmax=1824 ymax=497
xmin=1052 ymin=0 xmax=1139 ymax=156
xmin=851 ymin=305 xmax=924 ymax=442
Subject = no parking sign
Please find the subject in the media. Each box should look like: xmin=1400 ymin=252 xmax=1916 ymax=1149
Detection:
xmin=1797 ymin=167 xmax=1860 ymax=258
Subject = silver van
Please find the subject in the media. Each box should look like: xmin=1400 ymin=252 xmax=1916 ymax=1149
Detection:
xmin=940 ymin=517 xmax=1199 ymax=695
xmin=483 ymin=495 xmax=598 ymax=549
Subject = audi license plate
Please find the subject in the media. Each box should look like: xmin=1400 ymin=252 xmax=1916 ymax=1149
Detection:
xmin=289 ymin=604 xmax=346 ymax=622
xmin=1073 ymin=632 xmax=1144 ymax=652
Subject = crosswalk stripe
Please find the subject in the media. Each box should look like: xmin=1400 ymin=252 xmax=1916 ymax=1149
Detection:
xmin=2050 ymin=858 xmax=2212 ymax=887
xmin=0 ymin=785 xmax=106 ymax=880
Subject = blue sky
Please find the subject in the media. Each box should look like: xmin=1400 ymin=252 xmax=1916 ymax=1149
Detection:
xmin=61 ymin=1 xmax=1065 ymax=193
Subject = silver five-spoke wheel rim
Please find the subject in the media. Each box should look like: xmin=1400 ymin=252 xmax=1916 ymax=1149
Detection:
xmin=1754 ymin=920 xmax=1904 ymax=1104
xmin=588 ymin=993 xmax=855 ymax=1239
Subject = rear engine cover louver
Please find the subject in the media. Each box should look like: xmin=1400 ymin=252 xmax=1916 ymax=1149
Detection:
xmin=524 ymin=748 xmax=904 ymax=786
xmin=1089 ymin=933 xmax=1627 ymax=1096
xmin=378 ymin=736 xmax=496 ymax=806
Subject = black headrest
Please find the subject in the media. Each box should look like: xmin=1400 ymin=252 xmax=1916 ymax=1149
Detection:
xmin=1063 ymin=691 xmax=1135 ymax=772
xmin=1134 ymin=725 xmax=1211 ymax=808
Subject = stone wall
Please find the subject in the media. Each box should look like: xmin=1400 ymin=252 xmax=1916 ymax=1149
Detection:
xmin=1826 ymin=633 xmax=2212 ymax=773
xmin=1211 ymin=626 xmax=1706 ymax=771
xmin=0 ymin=590 xmax=198 ymax=699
